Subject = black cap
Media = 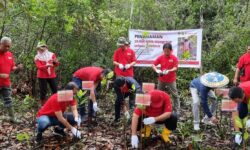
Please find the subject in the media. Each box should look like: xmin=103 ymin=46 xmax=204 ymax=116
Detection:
xmin=228 ymin=86 xmax=244 ymax=99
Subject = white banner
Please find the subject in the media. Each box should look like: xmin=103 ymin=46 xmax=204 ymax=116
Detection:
xmin=129 ymin=29 xmax=202 ymax=68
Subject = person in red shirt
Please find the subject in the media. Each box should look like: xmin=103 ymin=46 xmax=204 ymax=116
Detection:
xmin=0 ymin=37 xmax=23 ymax=123
xmin=233 ymin=45 xmax=250 ymax=85
xmin=35 ymin=41 xmax=59 ymax=105
xmin=130 ymin=90 xmax=177 ymax=148
xmin=152 ymin=43 xmax=180 ymax=114
xmin=113 ymin=37 xmax=136 ymax=77
xmin=36 ymin=82 xmax=82 ymax=143
xmin=229 ymin=81 xmax=250 ymax=146
xmin=72 ymin=66 xmax=114 ymax=121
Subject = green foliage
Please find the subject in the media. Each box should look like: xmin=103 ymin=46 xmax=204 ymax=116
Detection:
xmin=75 ymin=90 xmax=88 ymax=105
xmin=16 ymin=132 xmax=30 ymax=142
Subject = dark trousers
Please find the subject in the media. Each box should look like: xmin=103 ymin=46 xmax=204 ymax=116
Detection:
xmin=115 ymin=92 xmax=135 ymax=121
xmin=238 ymin=102 xmax=248 ymax=119
xmin=137 ymin=113 xmax=178 ymax=131
xmin=38 ymin=78 xmax=57 ymax=101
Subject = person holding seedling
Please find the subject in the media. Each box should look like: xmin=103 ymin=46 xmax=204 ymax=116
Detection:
xmin=113 ymin=37 xmax=136 ymax=77
xmin=190 ymin=72 xmax=229 ymax=131
xmin=72 ymin=66 xmax=114 ymax=122
xmin=228 ymin=81 xmax=250 ymax=146
xmin=130 ymin=89 xmax=177 ymax=148
xmin=152 ymin=43 xmax=180 ymax=114
xmin=35 ymin=82 xmax=82 ymax=143
xmin=113 ymin=76 xmax=141 ymax=123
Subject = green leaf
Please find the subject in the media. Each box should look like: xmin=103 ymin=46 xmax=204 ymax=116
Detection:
xmin=243 ymin=116 xmax=248 ymax=126
xmin=243 ymin=132 xmax=249 ymax=141
xmin=16 ymin=133 xmax=30 ymax=142
xmin=192 ymin=135 xmax=202 ymax=142
xmin=77 ymin=90 xmax=87 ymax=98
xmin=235 ymin=116 xmax=243 ymax=128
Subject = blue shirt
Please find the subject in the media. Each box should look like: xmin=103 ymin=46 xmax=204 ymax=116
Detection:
xmin=190 ymin=77 xmax=213 ymax=118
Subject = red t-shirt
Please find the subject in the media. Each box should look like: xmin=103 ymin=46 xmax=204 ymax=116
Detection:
xmin=0 ymin=51 xmax=15 ymax=86
xmin=36 ymin=94 xmax=77 ymax=118
xmin=153 ymin=54 xmax=178 ymax=83
xmin=239 ymin=81 xmax=250 ymax=104
xmin=35 ymin=54 xmax=59 ymax=78
xmin=237 ymin=53 xmax=250 ymax=82
xmin=73 ymin=67 xmax=103 ymax=83
xmin=113 ymin=47 xmax=136 ymax=77
xmin=134 ymin=90 xmax=172 ymax=117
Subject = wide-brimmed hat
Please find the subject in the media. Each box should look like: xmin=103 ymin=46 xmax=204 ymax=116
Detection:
xmin=37 ymin=41 xmax=47 ymax=48
xmin=200 ymin=72 xmax=229 ymax=88
xmin=116 ymin=37 xmax=126 ymax=47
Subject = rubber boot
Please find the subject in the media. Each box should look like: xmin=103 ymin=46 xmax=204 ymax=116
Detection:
xmin=0 ymin=107 xmax=10 ymax=121
xmin=161 ymin=127 xmax=172 ymax=143
xmin=7 ymin=107 xmax=20 ymax=123
xmin=140 ymin=125 xmax=151 ymax=138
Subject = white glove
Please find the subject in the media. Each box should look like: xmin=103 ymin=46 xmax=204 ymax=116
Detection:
xmin=235 ymin=134 xmax=242 ymax=145
xmin=143 ymin=117 xmax=156 ymax=125
xmin=155 ymin=69 xmax=162 ymax=74
xmin=93 ymin=102 xmax=99 ymax=112
xmin=74 ymin=116 xmax=81 ymax=126
xmin=246 ymin=119 xmax=250 ymax=128
xmin=71 ymin=127 xmax=81 ymax=139
xmin=163 ymin=69 xmax=169 ymax=75
xmin=118 ymin=64 xmax=124 ymax=70
xmin=131 ymin=135 xmax=138 ymax=148
xmin=125 ymin=64 xmax=131 ymax=69
xmin=124 ymin=111 xmax=130 ymax=120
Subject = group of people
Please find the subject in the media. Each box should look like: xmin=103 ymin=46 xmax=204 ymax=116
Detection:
xmin=0 ymin=35 xmax=250 ymax=147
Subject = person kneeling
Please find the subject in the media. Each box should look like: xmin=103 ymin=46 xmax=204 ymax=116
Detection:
xmin=35 ymin=82 xmax=82 ymax=143
xmin=229 ymin=81 xmax=250 ymax=146
xmin=130 ymin=90 xmax=177 ymax=148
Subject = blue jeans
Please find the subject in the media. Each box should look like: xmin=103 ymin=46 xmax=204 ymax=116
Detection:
xmin=72 ymin=77 xmax=96 ymax=118
xmin=36 ymin=113 xmax=76 ymax=133
xmin=0 ymin=87 xmax=12 ymax=107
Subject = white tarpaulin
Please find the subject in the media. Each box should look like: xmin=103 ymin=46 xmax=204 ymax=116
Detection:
xmin=129 ymin=29 xmax=202 ymax=68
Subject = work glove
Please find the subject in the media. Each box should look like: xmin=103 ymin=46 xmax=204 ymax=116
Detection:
xmin=71 ymin=127 xmax=81 ymax=139
xmin=246 ymin=119 xmax=250 ymax=128
xmin=155 ymin=69 xmax=162 ymax=74
xmin=131 ymin=135 xmax=139 ymax=148
xmin=125 ymin=64 xmax=131 ymax=69
xmin=93 ymin=102 xmax=99 ymax=112
xmin=74 ymin=116 xmax=81 ymax=126
xmin=124 ymin=111 xmax=130 ymax=120
xmin=235 ymin=134 xmax=242 ymax=145
xmin=118 ymin=64 xmax=124 ymax=70
xmin=143 ymin=117 xmax=156 ymax=125
xmin=163 ymin=69 xmax=169 ymax=75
